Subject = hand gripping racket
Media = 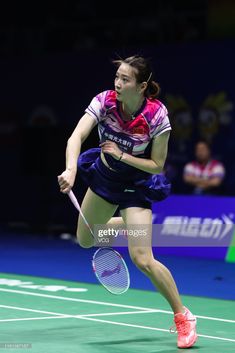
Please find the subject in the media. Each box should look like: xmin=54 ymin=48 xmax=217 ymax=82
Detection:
xmin=68 ymin=190 xmax=130 ymax=294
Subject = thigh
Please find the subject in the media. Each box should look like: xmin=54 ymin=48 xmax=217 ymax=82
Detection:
xmin=120 ymin=207 xmax=153 ymax=258
xmin=77 ymin=188 xmax=118 ymax=247
xmin=120 ymin=207 xmax=152 ymax=225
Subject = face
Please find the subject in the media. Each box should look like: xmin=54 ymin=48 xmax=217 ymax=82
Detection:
xmin=195 ymin=142 xmax=210 ymax=163
xmin=114 ymin=63 xmax=142 ymax=103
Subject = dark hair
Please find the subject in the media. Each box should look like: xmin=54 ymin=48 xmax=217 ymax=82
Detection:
xmin=196 ymin=139 xmax=211 ymax=150
xmin=112 ymin=55 xmax=160 ymax=99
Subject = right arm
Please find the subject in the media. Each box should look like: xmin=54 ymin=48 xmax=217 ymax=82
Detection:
xmin=184 ymin=174 xmax=223 ymax=190
xmin=183 ymin=174 xmax=202 ymax=187
xmin=58 ymin=113 xmax=97 ymax=193
xmin=183 ymin=163 xmax=202 ymax=188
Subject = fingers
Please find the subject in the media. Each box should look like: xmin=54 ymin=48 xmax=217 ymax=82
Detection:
xmin=99 ymin=141 xmax=111 ymax=153
xmin=99 ymin=141 xmax=121 ymax=159
xmin=57 ymin=175 xmax=71 ymax=194
xmin=61 ymin=187 xmax=71 ymax=194
xmin=99 ymin=141 xmax=116 ymax=147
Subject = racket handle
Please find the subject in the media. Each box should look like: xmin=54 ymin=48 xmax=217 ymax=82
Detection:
xmin=68 ymin=190 xmax=80 ymax=211
xmin=68 ymin=190 xmax=94 ymax=237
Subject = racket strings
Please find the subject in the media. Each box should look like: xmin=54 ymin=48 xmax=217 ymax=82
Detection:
xmin=93 ymin=249 xmax=129 ymax=294
xmin=68 ymin=191 xmax=130 ymax=295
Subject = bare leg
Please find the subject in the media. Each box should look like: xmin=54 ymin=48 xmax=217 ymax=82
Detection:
xmin=76 ymin=188 xmax=118 ymax=248
xmin=120 ymin=207 xmax=184 ymax=314
xmin=107 ymin=216 xmax=124 ymax=226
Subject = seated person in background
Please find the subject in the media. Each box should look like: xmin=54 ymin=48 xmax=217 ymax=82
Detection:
xmin=183 ymin=140 xmax=226 ymax=195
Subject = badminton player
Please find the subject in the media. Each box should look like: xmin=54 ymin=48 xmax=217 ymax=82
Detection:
xmin=58 ymin=55 xmax=197 ymax=348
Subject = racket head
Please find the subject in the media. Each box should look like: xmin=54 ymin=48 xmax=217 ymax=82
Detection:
xmin=92 ymin=247 xmax=130 ymax=295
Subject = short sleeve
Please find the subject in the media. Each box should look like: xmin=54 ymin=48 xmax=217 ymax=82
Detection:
xmin=183 ymin=163 xmax=195 ymax=176
xmin=85 ymin=91 xmax=107 ymax=124
xmin=212 ymin=162 xmax=226 ymax=179
xmin=150 ymin=103 xmax=172 ymax=138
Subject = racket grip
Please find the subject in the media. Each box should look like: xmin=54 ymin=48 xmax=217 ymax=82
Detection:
xmin=68 ymin=190 xmax=80 ymax=211
xmin=68 ymin=189 xmax=94 ymax=237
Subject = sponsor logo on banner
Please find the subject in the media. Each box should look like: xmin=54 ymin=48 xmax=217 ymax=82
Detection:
xmin=161 ymin=214 xmax=234 ymax=239
xmin=152 ymin=213 xmax=235 ymax=247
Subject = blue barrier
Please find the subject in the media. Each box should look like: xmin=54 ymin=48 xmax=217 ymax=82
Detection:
xmin=152 ymin=194 xmax=235 ymax=261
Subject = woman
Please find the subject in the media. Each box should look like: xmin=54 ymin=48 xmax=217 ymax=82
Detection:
xmin=58 ymin=55 xmax=197 ymax=348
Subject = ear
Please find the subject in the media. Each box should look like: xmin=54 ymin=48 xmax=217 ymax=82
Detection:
xmin=139 ymin=82 xmax=147 ymax=93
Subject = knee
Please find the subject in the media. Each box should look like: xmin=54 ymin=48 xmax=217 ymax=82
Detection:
xmin=77 ymin=241 xmax=93 ymax=249
xmin=130 ymin=251 xmax=154 ymax=274
xmin=76 ymin=231 xmax=94 ymax=249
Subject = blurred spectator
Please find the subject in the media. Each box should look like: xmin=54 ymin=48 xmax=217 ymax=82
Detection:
xmin=183 ymin=140 xmax=226 ymax=195
xmin=164 ymin=95 xmax=195 ymax=193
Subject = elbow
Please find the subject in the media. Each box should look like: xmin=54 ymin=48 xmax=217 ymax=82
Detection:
xmin=152 ymin=162 xmax=164 ymax=174
xmin=66 ymin=138 xmax=73 ymax=149
xmin=213 ymin=179 xmax=223 ymax=187
xmin=67 ymin=134 xmax=82 ymax=146
xmin=67 ymin=137 xmax=71 ymax=146
xmin=67 ymin=135 xmax=74 ymax=145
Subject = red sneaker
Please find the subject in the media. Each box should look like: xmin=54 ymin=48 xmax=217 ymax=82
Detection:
xmin=171 ymin=307 xmax=197 ymax=348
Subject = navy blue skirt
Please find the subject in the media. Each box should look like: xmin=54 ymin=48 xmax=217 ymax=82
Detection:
xmin=77 ymin=148 xmax=171 ymax=205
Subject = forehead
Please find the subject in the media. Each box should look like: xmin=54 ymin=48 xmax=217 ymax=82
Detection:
xmin=116 ymin=63 xmax=137 ymax=78
xmin=196 ymin=143 xmax=209 ymax=151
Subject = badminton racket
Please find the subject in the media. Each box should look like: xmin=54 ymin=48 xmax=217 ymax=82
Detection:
xmin=68 ymin=190 xmax=130 ymax=294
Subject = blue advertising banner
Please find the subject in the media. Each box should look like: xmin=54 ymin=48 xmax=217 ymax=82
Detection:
xmin=152 ymin=195 xmax=235 ymax=260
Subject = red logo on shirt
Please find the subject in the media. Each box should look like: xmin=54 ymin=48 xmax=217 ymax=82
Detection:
xmin=132 ymin=126 xmax=146 ymax=134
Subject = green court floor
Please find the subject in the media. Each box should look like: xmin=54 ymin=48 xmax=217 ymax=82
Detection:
xmin=0 ymin=273 xmax=234 ymax=352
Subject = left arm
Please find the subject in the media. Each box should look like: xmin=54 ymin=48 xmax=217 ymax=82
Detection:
xmin=100 ymin=131 xmax=170 ymax=174
xmin=197 ymin=177 xmax=223 ymax=189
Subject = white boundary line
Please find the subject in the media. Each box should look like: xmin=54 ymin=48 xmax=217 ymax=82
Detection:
xmin=0 ymin=288 xmax=154 ymax=311
xmin=0 ymin=304 xmax=70 ymax=316
xmin=0 ymin=316 xmax=70 ymax=323
xmin=0 ymin=289 xmax=235 ymax=343
xmin=80 ymin=310 xmax=158 ymax=317
xmin=78 ymin=317 xmax=235 ymax=343
xmin=0 ymin=304 xmax=157 ymax=318
xmin=0 ymin=287 xmax=234 ymax=323
xmin=1 ymin=304 xmax=235 ymax=343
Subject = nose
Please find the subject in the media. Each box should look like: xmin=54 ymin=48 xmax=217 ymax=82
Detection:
xmin=115 ymin=77 xmax=121 ymax=88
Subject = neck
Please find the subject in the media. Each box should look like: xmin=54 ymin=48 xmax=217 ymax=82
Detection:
xmin=121 ymin=97 xmax=144 ymax=120
xmin=199 ymin=159 xmax=210 ymax=166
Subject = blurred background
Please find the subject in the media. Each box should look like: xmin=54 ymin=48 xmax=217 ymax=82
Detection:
xmin=0 ymin=0 xmax=235 ymax=235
